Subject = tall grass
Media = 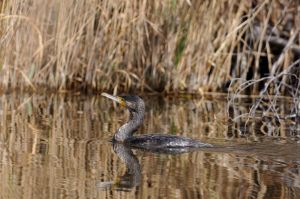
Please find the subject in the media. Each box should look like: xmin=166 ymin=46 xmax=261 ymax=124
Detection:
xmin=0 ymin=0 xmax=299 ymax=94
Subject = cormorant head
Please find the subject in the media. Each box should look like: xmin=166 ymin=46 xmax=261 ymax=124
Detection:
xmin=102 ymin=93 xmax=145 ymax=114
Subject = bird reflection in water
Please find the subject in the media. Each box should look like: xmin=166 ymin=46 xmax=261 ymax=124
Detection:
xmin=98 ymin=92 xmax=214 ymax=191
xmin=96 ymin=143 xmax=141 ymax=190
xmin=97 ymin=142 xmax=201 ymax=191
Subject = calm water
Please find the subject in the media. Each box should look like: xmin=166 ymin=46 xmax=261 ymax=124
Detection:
xmin=0 ymin=93 xmax=299 ymax=199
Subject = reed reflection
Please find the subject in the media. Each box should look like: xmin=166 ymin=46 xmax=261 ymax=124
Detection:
xmin=0 ymin=94 xmax=299 ymax=199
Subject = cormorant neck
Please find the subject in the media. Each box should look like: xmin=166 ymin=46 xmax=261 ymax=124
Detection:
xmin=114 ymin=110 xmax=144 ymax=142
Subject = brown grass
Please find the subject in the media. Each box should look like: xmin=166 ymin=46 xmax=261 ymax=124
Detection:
xmin=0 ymin=0 xmax=299 ymax=95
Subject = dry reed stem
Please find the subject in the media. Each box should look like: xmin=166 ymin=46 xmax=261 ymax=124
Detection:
xmin=0 ymin=0 xmax=299 ymax=96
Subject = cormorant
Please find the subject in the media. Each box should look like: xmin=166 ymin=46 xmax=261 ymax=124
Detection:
xmin=102 ymin=93 xmax=213 ymax=150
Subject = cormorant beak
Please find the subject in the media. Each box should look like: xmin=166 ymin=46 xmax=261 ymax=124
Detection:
xmin=101 ymin=93 xmax=127 ymax=107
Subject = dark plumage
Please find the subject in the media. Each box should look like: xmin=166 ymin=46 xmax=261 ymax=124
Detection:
xmin=102 ymin=93 xmax=213 ymax=150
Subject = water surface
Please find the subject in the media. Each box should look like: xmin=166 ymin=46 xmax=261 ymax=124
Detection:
xmin=0 ymin=94 xmax=299 ymax=199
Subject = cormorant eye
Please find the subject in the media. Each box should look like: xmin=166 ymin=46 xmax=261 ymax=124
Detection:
xmin=117 ymin=97 xmax=127 ymax=107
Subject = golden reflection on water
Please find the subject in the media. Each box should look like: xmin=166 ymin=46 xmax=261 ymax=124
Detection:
xmin=0 ymin=93 xmax=299 ymax=199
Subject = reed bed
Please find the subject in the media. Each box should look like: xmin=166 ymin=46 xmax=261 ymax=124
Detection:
xmin=0 ymin=0 xmax=299 ymax=95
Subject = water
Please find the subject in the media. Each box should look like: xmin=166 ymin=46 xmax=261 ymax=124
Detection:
xmin=0 ymin=93 xmax=299 ymax=199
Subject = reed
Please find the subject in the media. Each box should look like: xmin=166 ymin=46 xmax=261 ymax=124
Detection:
xmin=0 ymin=0 xmax=299 ymax=95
